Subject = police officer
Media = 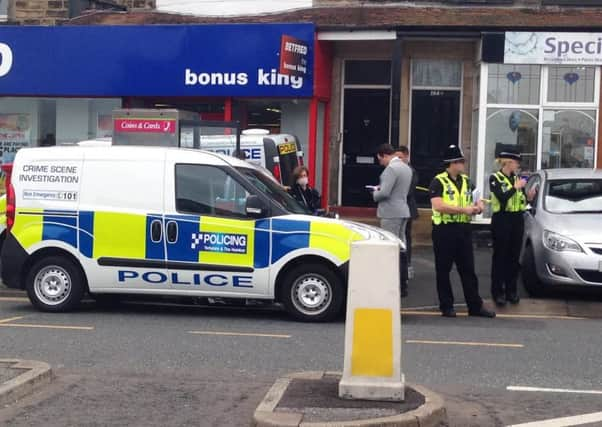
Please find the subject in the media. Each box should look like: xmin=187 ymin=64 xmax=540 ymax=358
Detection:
xmin=429 ymin=145 xmax=495 ymax=318
xmin=489 ymin=147 xmax=527 ymax=306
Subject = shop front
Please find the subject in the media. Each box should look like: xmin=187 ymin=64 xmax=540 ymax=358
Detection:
xmin=0 ymin=24 xmax=334 ymax=199
xmin=325 ymin=31 xmax=601 ymax=213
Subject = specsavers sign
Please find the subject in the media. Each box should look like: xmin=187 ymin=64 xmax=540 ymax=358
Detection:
xmin=505 ymin=32 xmax=602 ymax=65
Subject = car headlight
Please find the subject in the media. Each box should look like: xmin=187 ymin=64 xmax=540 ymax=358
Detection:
xmin=543 ymin=230 xmax=583 ymax=253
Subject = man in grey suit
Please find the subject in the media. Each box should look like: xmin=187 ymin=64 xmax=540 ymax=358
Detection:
xmin=372 ymin=144 xmax=412 ymax=244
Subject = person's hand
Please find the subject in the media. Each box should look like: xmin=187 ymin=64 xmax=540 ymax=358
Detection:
xmin=463 ymin=206 xmax=479 ymax=215
xmin=515 ymin=178 xmax=527 ymax=190
xmin=476 ymin=199 xmax=485 ymax=213
xmin=527 ymin=187 xmax=537 ymax=201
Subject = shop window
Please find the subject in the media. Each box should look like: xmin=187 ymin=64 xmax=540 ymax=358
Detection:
xmin=344 ymin=60 xmax=391 ymax=86
xmin=487 ymin=64 xmax=541 ymax=105
xmin=412 ymin=59 xmax=462 ymax=88
xmin=233 ymin=98 xmax=310 ymax=157
xmin=0 ymin=97 xmax=120 ymax=165
xmin=483 ymin=108 xmax=539 ymax=203
xmin=541 ymin=110 xmax=596 ymax=169
xmin=547 ymin=66 xmax=595 ymax=104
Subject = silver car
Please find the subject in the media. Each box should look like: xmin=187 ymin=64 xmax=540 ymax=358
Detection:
xmin=521 ymin=169 xmax=602 ymax=295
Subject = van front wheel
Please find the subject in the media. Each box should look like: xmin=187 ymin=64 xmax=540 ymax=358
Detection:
xmin=281 ymin=263 xmax=344 ymax=322
xmin=26 ymin=256 xmax=85 ymax=312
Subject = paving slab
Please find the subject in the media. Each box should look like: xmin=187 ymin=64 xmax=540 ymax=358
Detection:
xmin=0 ymin=360 xmax=53 ymax=408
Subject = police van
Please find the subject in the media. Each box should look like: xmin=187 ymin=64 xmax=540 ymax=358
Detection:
xmin=197 ymin=129 xmax=303 ymax=186
xmin=1 ymin=146 xmax=400 ymax=321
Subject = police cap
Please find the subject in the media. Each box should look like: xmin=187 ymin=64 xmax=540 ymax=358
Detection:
xmin=497 ymin=146 xmax=521 ymax=161
xmin=442 ymin=145 xmax=465 ymax=163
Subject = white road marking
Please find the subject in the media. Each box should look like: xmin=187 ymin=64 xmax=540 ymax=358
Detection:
xmin=506 ymin=411 xmax=602 ymax=427
xmin=188 ymin=330 xmax=291 ymax=339
xmin=507 ymin=386 xmax=602 ymax=395
xmin=400 ymin=310 xmax=584 ymax=320
xmin=0 ymin=323 xmax=94 ymax=331
xmin=0 ymin=316 xmax=25 ymax=323
xmin=0 ymin=297 xmax=29 ymax=302
xmin=406 ymin=339 xmax=524 ymax=348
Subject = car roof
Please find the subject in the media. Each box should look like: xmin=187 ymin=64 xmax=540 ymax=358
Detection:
xmin=541 ymin=168 xmax=602 ymax=180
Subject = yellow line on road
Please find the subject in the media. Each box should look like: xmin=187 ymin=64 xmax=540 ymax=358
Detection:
xmin=0 ymin=323 xmax=94 ymax=331
xmin=406 ymin=339 xmax=524 ymax=348
xmin=0 ymin=297 xmax=29 ymax=302
xmin=401 ymin=310 xmax=584 ymax=320
xmin=0 ymin=316 xmax=25 ymax=323
xmin=188 ymin=331 xmax=291 ymax=339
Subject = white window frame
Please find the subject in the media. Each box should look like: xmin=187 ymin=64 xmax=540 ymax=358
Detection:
xmin=476 ymin=62 xmax=600 ymax=203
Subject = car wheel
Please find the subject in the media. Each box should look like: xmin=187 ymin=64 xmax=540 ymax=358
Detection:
xmin=26 ymin=256 xmax=85 ymax=312
xmin=522 ymin=246 xmax=546 ymax=297
xmin=281 ymin=263 xmax=344 ymax=322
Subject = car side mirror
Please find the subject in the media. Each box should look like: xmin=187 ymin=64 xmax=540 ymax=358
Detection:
xmin=245 ymin=195 xmax=269 ymax=218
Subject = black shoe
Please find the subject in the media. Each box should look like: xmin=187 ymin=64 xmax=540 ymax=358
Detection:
xmin=507 ymin=294 xmax=520 ymax=304
xmin=493 ymin=295 xmax=507 ymax=307
xmin=441 ymin=309 xmax=457 ymax=318
xmin=469 ymin=307 xmax=496 ymax=318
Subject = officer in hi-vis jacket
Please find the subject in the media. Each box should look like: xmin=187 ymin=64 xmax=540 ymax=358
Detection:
xmin=429 ymin=145 xmax=496 ymax=319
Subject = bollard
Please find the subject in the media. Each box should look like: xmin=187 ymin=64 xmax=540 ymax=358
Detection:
xmin=339 ymin=239 xmax=404 ymax=401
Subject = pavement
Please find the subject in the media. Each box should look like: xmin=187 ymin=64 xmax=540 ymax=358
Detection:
xmin=1 ymin=246 xmax=602 ymax=426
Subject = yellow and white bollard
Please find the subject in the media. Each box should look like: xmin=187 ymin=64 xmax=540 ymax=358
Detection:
xmin=339 ymin=239 xmax=404 ymax=401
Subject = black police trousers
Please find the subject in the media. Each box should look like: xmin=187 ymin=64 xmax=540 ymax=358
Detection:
xmin=432 ymin=223 xmax=483 ymax=313
xmin=491 ymin=212 xmax=524 ymax=299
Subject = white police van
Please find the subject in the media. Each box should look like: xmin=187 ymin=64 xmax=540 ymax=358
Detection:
xmin=200 ymin=129 xmax=304 ymax=186
xmin=1 ymin=145 xmax=401 ymax=321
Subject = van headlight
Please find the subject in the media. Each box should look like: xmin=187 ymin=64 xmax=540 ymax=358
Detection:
xmin=543 ymin=231 xmax=583 ymax=253
xmin=346 ymin=223 xmax=375 ymax=240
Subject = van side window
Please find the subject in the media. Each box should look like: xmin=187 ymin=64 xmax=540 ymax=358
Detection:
xmin=175 ymin=164 xmax=250 ymax=218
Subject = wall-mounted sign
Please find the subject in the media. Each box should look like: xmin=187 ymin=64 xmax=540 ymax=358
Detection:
xmin=279 ymin=35 xmax=309 ymax=77
xmin=505 ymin=32 xmax=602 ymax=65
xmin=0 ymin=24 xmax=314 ymax=97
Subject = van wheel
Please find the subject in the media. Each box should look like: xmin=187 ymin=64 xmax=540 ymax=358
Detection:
xmin=281 ymin=263 xmax=344 ymax=322
xmin=522 ymin=246 xmax=545 ymax=297
xmin=26 ymin=256 xmax=85 ymax=312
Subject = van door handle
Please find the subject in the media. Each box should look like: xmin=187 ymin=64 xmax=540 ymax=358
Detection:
xmin=150 ymin=219 xmax=163 ymax=243
xmin=166 ymin=221 xmax=178 ymax=244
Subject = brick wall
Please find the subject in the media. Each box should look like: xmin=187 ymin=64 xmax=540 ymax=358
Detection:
xmin=14 ymin=0 xmax=156 ymax=25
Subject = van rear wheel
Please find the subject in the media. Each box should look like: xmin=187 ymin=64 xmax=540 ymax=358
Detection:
xmin=281 ymin=263 xmax=344 ymax=322
xmin=26 ymin=256 xmax=85 ymax=312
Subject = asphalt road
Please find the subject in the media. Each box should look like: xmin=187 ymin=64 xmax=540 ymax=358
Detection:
xmin=1 ymin=247 xmax=602 ymax=427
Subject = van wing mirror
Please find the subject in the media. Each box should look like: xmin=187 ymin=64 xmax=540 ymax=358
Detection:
xmin=245 ymin=195 xmax=268 ymax=218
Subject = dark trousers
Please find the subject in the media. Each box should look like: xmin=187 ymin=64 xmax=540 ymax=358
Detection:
xmin=491 ymin=212 xmax=524 ymax=299
xmin=432 ymin=224 xmax=483 ymax=313
xmin=405 ymin=219 xmax=413 ymax=265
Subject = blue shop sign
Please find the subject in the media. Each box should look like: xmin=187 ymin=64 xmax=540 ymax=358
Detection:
xmin=0 ymin=24 xmax=314 ymax=97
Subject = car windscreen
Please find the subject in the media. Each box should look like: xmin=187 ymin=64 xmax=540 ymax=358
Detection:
xmin=237 ymin=167 xmax=310 ymax=215
xmin=544 ymin=178 xmax=602 ymax=214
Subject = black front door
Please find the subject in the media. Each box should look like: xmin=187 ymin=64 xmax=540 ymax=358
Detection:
xmin=342 ymin=89 xmax=390 ymax=207
xmin=410 ymin=89 xmax=461 ymax=207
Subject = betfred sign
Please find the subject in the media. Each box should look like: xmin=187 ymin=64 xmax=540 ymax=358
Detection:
xmin=505 ymin=32 xmax=602 ymax=65
xmin=114 ymin=119 xmax=176 ymax=134
xmin=279 ymin=35 xmax=309 ymax=77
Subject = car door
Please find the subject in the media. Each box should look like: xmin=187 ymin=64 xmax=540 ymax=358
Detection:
xmin=163 ymin=156 xmax=270 ymax=297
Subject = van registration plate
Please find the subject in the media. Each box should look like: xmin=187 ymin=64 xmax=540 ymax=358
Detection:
xmin=278 ymin=142 xmax=297 ymax=155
